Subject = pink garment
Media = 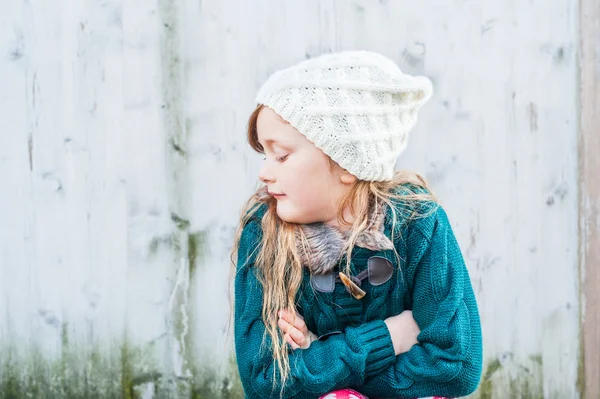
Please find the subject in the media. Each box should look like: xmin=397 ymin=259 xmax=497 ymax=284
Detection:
xmin=318 ymin=389 xmax=369 ymax=399
xmin=318 ymin=389 xmax=451 ymax=399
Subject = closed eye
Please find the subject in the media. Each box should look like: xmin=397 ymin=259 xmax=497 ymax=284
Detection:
xmin=262 ymin=154 xmax=289 ymax=162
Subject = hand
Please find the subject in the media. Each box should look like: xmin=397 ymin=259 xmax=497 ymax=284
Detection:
xmin=384 ymin=310 xmax=420 ymax=356
xmin=277 ymin=309 xmax=318 ymax=350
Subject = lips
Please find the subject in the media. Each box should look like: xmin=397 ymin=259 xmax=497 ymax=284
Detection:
xmin=268 ymin=191 xmax=286 ymax=198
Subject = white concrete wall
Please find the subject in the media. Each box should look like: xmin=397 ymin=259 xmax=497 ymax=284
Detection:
xmin=0 ymin=0 xmax=581 ymax=397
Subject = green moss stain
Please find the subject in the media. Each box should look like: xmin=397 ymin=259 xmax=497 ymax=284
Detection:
xmin=168 ymin=229 xmax=193 ymax=395
xmin=60 ymin=322 xmax=76 ymax=397
xmin=151 ymin=230 xmax=207 ymax=277
xmin=169 ymin=136 xmax=187 ymax=157
xmin=226 ymin=351 xmax=245 ymax=398
xmin=24 ymin=348 xmax=46 ymax=398
xmin=2 ymin=339 xmax=304 ymax=398
xmin=120 ymin=339 xmax=137 ymax=399
xmin=171 ymin=212 xmax=191 ymax=231
xmin=188 ymin=230 xmax=207 ymax=277
xmin=190 ymin=368 xmax=242 ymax=399
xmin=149 ymin=234 xmax=172 ymax=256
xmin=185 ymin=352 xmax=243 ymax=399
xmin=191 ymin=367 xmax=219 ymax=398
xmin=0 ymin=336 xmax=162 ymax=398
xmin=1 ymin=347 xmax=20 ymax=399
xmin=156 ymin=0 xmax=198 ymax=394
xmin=576 ymin=272 xmax=585 ymax=399
xmin=158 ymin=0 xmax=186 ymax=156
xmin=475 ymin=355 xmax=546 ymax=399
xmin=577 ymin=345 xmax=585 ymax=398
xmin=479 ymin=358 xmax=502 ymax=399
xmin=528 ymin=354 xmax=542 ymax=366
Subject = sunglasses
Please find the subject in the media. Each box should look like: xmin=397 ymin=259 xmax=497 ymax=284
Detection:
xmin=310 ymin=256 xmax=395 ymax=299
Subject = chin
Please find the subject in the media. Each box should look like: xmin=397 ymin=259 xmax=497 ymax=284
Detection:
xmin=275 ymin=208 xmax=299 ymax=224
xmin=275 ymin=205 xmax=312 ymax=224
xmin=277 ymin=206 xmax=320 ymax=224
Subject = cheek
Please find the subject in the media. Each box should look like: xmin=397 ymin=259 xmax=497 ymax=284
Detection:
xmin=286 ymin=156 xmax=334 ymax=194
xmin=280 ymin=158 xmax=339 ymax=216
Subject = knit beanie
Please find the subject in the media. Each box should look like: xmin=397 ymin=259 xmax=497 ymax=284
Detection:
xmin=255 ymin=50 xmax=433 ymax=181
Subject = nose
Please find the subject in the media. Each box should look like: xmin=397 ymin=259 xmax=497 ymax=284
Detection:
xmin=258 ymin=159 xmax=275 ymax=184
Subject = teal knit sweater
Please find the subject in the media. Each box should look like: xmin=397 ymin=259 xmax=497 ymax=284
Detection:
xmin=234 ymin=199 xmax=483 ymax=398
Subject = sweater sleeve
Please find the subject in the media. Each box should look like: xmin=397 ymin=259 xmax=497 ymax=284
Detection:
xmin=360 ymin=206 xmax=483 ymax=399
xmin=234 ymin=220 xmax=397 ymax=399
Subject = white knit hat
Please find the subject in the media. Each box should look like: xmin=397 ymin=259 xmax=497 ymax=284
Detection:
xmin=255 ymin=50 xmax=433 ymax=181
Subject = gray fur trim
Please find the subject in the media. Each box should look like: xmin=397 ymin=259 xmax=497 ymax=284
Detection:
xmin=296 ymin=202 xmax=394 ymax=274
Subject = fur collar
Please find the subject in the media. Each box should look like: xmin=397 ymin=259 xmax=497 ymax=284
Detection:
xmin=295 ymin=202 xmax=394 ymax=275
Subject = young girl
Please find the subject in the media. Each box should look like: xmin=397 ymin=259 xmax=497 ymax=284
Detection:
xmin=231 ymin=51 xmax=482 ymax=399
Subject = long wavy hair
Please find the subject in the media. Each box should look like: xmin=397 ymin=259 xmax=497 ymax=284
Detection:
xmin=230 ymin=104 xmax=437 ymax=395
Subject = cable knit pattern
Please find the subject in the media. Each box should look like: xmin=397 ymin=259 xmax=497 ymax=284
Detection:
xmin=255 ymin=51 xmax=433 ymax=181
xmin=233 ymin=193 xmax=483 ymax=399
xmin=234 ymin=222 xmax=396 ymax=398
xmin=359 ymin=205 xmax=483 ymax=399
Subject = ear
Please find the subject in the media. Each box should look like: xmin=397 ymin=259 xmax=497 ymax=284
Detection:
xmin=340 ymin=170 xmax=357 ymax=184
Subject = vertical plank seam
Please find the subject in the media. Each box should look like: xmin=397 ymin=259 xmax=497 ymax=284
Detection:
xmin=579 ymin=0 xmax=600 ymax=397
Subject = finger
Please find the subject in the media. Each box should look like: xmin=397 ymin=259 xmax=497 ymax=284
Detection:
xmin=277 ymin=318 xmax=291 ymax=334
xmin=284 ymin=333 xmax=300 ymax=350
xmin=287 ymin=325 xmax=307 ymax=347
xmin=279 ymin=309 xmax=304 ymax=322
xmin=277 ymin=318 xmax=303 ymax=342
xmin=282 ymin=308 xmax=304 ymax=319
xmin=278 ymin=310 xmax=308 ymax=333
xmin=279 ymin=318 xmax=303 ymax=349
xmin=278 ymin=318 xmax=306 ymax=348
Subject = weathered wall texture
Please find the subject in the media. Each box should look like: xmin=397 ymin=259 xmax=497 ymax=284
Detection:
xmin=0 ymin=0 xmax=587 ymax=398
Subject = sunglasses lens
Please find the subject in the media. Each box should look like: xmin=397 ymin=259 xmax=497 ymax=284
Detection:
xmin=368 ymin=256 xmax=394 ymax=285
xmin=311 ymin=272 xmax=335 ymax=293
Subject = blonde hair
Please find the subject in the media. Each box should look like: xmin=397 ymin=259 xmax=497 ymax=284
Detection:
xmin=230 ymin=104 xmax=437 ymax=395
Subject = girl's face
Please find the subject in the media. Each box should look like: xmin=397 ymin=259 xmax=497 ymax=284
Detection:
xmin=256 ymin=107 xmax=357 ymax=226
